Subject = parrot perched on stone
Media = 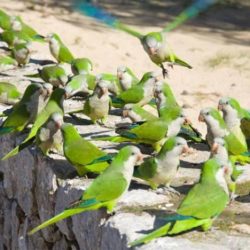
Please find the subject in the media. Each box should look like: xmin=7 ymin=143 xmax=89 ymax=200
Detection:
xmin=28 ymin=145 xmax=143 ymax=235
xmin=0 ymin=83 xmax=51 ymax=135
xmin=134 ymin=136 xmax=189 ymax=191
xmin=36 ymin=112 xmax=64 ymax=155
xmin=26 ymin=65 xmax=68 ymax=87
xmin=111 ymin=72 xmax=159 ymax=108
xmin=130 ymin=158 xmax=229 ymax=247
xmin=0 ymin=82 xmax=21 ymax=105
xmin=82 ymin=80 xmax=110 ymax=124
xmin=12 ymin=42 xmax=30 ymax=66
xmin=117 ymin=65 xmax=139 ymax=91
xmin=71 ymin=57 xmax=93 ymax=75
xmin=61 ymin=123 xmax=112 ymax=176
xmin=199 ymin=108 xmax=249 ymax=164
xmin=95 ymin=108 xmax=189 ymax=151
xmin=218 ymin=97 xmax=250 ymax=142
xmin=45 ymin=33 xmax=74 ymax=64
xmin=65 ymin=74 xmax=92 ymax=98
xmin=122 ymin=104 xmax=157 ymax=123
xmin=1 ymin=88 xmax=65 ymax=160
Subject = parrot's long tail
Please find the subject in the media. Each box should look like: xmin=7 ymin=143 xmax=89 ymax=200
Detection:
xmin=24 ymin=73 xmax=39 ymax=78
xmin=91 ymin=135 xmax=130 ymax=143
xmin=179 ymin=124 xmax=204 ymax=143
xmin=129 ymin=216 xmax=211 ymax=247
xmin=174 ymin=56 xmax=192 ymax=69
xmin=115 ymin=22 xmax=143 ymax=39
xmin=32 ymin=34 xmax=45 ymax=43
xmin=0 ymin=126 xmax=14 ymax=135
xmin=29 ymin=198 xmax=108 ymax=235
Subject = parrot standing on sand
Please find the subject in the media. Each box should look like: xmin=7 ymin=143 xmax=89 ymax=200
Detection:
xmin=117 ymin=65 xmax=139 ymax=91
xmin=1 ymin=88 xmax=65 ymax=160
xmin=46 ymin=33 xmax=74 ymax=64
xmin=111 ymin=72 xmax=159 ymax=108
xmin=28 ymin=145 xmax=143 ymax=235
xmin=36 ymin=112 xmax=64 ymax=155
xmin=61 ymin=123 xmax=112 ymax=176
xmin=71 ymin=57 xmax=93 ymax=75
xmin=130 ymin=158 xmax=229 ymax=247
xmin=0 ymin=82 xmax=21 ymax=105
xmin=134 ymin=136 xmax=189 ymax=191
xmin=12 ymin=42 xmax=30 ymax=66
xmin=82 ymin=80 xmax=110 ymax=124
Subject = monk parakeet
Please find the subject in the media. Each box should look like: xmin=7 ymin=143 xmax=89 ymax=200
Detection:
xmin=122 ymin=104 xmax=157 ymax=123
xmin=0 ymin=55 xmax=17 ymax=67
xmin=1 ymin=88 xmax=65 ymax=160
xmin=65 ymin=74 xmax=92 ymax=98
xmin=37 ymin=65 xmax=68 ymax=87
xmin=199 ymin=108 xmax=249 ymax=163
xmin=28 ymin=145 xmax=143 ymax=235
xmin=130 ymin=158 xmax=229 ymax=247
xmin=36 ymin=112 xmax=64 ymax=155
xmin=96 ymin=109 xmax=189 ymax=151
xmin=154 ymin=81 xmax=203 ymax=143
xmin=82 ymin=80 xmax=110 ymax=124
xmin=12 ymin=42 xmax=30 ymax=66
xmin=46 ymin=33 xmax=74 ymax=64
xmin=134 ymin=137 xmax=189 ymax=190
xmin=61 ymin=123 xmax=112 ymax=176
xmin=117 ymin=65 xmax=139 ymax=91
xmin=96 ymin=73 xmax=120 ymax=95
xmin=71 ymin=57 xmax=93 ymax=75
xmin=111 ymin=72 xmax=159 ymax=108
xmin=0 ymin=83 xmax=51 ymax=135
xmin=0 ymin=82 xmax=21 ymax=105
xmin=218 ymin=97 xmax=250 ymax=142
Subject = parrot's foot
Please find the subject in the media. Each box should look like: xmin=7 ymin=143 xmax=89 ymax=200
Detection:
xmin=230 ymin=155 xmax=250 ymax=165
xmin=155 ymin=186 xmax=180 ymax=196
xmin=167 ymin=63 xmax=174 ymax=69
xmin=160 ymin=64 xmax=168 ymax=78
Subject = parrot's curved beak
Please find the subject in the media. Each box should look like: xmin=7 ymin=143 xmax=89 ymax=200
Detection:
xmin=211 ymin=143 xmax=219 ymax=154
xmin=149 ymin=47 xmax=157 ymax=56
xmin=182 ymin=145 xmax=190 ymax=154
xmin=198 ymin=114 xmax=205 ymax=122
xmin=136 ymin=153 xmax=144 ymax=164
xmin=218 ymin=104 xmax=223 ymax=111
xmin=117 ymin=72 xmax=122 ymax=80
xmin=55 ymin=120 xmax=63 ymax=130
xmin=223 ymin=165 xmax=229 ymax=175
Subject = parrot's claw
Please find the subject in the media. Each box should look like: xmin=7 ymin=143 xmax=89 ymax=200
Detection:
xmin=155 ymin=186 xmax=180 ymax=196
xmin=160 ymin=64 xmax=168 ymax=78
xmin=167 ymin=63 xmax=174 ymax=69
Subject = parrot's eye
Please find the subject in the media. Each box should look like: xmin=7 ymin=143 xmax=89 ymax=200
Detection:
xmin=180 ymin=114 xmax=184 ymax=118
xmin=205 ymin=112 xmax=210 ymax=116
xmin=131 ymin=152 xmax=136 ymax=156
xmin=225 ymin=101 xmax=229 ymax=105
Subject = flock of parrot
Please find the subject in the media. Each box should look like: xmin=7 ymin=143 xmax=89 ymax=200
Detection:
xmin=0 ymin=7 xmax=250 ymax=247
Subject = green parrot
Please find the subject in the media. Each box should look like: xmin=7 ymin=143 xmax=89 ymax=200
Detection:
xmin=130 ymin=158 xmax=229 ymax=247
xmin=61 ymin=123 xmax=113 ymax=176
xmin=0 ymin=9 xmax=11 ymax=30
xmin=117 ymin=65 xmax=139 ymax=91
xmin=28 ymin=145 xmax=143 ymax=235
xmin=96 ymin=73 xmax=120 ymax=95
xmin=111 ymin=71 xmax=159 ymax=108
xmin=218 ymin=97 xmax=250 ymax=142
xmin=0 ymin=83 xmax=51 ymax=135
xmin=199 ymin=108 xmax=249 ymax=164
xmin=1 ymin=88 xmax=65 ymax=160
xmin=65 ymin=74 xmax=92 ymax=98
xmin=82 ymin=80 xmax=110 ymax=124
xmin=154 ymin=81 xmax=203 ymax=143
xmin=134 ymin=136 xmax=189 ymax=191
xmin=36 ymin=112 xmax=64 ymax=155
xmin=33 ymin=65 xmax=68 ymax=87
xmin=71 ymin=57 xmax=93 ymax=75
xmin=0 ymin=82 xmax=21 ymax=105
xmin=45 ymin=33 xmax=74 ymax=64
xmin=95 ymin=109 xmax=188 ymax=151
xmin=12 ymin=42 xmax=30 ymax=66
xmin=122 ymin=103 xmax=157 ymax=123
xmin=0 ymin=55 xmax=17 ymax=67
xmin=210 ymin=137 xmax=238 ymax=199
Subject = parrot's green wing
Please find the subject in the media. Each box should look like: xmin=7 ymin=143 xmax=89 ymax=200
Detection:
xmin=0 ymin=55 xmax=17 ymax=66
xmin=58 ymin=45 xmax=74 ymax=63
xmin=0 ymin=82 xmax=21 ymax=103
xmin=241 ymin=117 xmax=250 ymax=140
xmin=134 ymin=158 xmax=157 ymax=180
xmin=133 ymin=105 xmax=157 ymax=121
xmin=1 ymin=88 xmax=65 ymax=160
xmin=86 ymin=74 xmax=96 ymax=90
xmin=0 ymin=9 xmax=11 ymax=30
xmin=119 ymin=85 xmax=144 ymax=103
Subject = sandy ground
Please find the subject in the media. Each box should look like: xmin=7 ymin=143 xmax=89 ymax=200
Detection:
xmin=1 ymin=0 xmax=250 ymax=137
